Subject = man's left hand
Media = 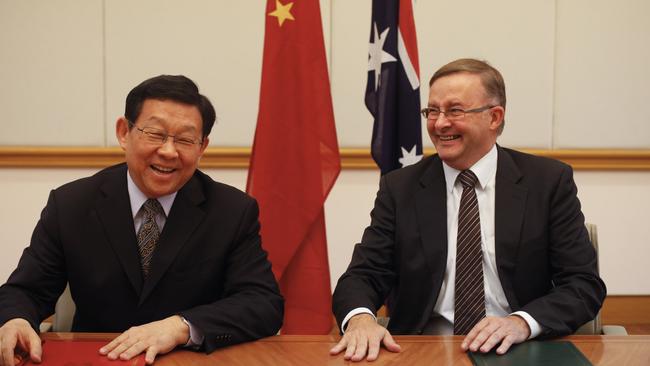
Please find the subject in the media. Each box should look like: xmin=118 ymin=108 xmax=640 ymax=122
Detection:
xmin=461 ymin=315 xmax=530 ymax=355
xmin=99 ymin=315 xmax=190 ymax=364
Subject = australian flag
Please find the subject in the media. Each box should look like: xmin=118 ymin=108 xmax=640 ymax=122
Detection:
xmin=366 ymin=0 xmax=423 ymax=175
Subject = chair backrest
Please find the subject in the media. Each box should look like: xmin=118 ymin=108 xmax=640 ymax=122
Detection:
xmin=573 ymin=222 xmax=603 ymax=335
xmin=52 ymin=283 xmax=75 ymax=332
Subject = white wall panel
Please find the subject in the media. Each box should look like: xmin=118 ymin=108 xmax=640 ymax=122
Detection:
xmin=0 ymin=0 xmax=104 ymax=145
xmin=103 ymin=0 xmax=266 ymax=147
xmin=555 ymin=0 xmax=650 ymax=148
xmin=415 ymin=0 xmax=555 ymax=149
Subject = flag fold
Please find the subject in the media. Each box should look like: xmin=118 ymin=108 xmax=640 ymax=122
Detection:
xmin=247 ymin=0 xmax=341 ymax=334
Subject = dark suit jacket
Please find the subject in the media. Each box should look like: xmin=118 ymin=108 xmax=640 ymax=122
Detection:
xmin=333 ymin=146 xmax=606 ymax=337
xmin=0 ymin=163 xmax=283 ymax=352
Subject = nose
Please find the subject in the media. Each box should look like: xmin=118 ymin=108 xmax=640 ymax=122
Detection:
xmin=157 ymin=138 xmax=179 ymax=159
xmin=431 ymin=112 xmax=451 ymax=130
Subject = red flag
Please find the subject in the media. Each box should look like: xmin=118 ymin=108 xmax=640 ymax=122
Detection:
xmin=247 ymin=0 xmax=341 ymax=334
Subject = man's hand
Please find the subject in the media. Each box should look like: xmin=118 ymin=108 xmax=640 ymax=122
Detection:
xmin=461 ymin=315 xmax=530 ymax=355
xmin=0 ymin=318 xmax=42 ymax=366
xmin=99 ymin=315 xmax=190 ymax=365
xmin=329 ymin=314 xmax=401 ymax=362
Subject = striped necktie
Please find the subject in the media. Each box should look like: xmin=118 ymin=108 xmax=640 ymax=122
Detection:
xmin=454 ymin=170 xmax=486 ymax=335
xmin=137 ymin=198 xmax=164 ymax=277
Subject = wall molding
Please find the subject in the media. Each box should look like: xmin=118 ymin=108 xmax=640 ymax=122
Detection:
xmin=1 ymin=147 xmax=650 ymax=170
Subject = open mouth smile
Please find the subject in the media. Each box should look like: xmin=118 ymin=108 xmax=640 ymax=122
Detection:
xmin=439 ymin=135 xmax=460 ymax=141
xmin=151 ymin=165 xmax=176 ymax=174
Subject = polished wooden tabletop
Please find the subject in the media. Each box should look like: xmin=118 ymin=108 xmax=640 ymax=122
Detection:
xmin=41 ymin=333 xmax=650 ymax=365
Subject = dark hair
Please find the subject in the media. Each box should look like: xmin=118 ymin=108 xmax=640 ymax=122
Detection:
xmin=429 ymin=58 xmax=506 ymax=134
xmin=124 ymin=75 xmax=216 ymax=138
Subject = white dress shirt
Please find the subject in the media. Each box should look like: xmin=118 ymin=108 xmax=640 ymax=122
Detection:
xmin=343 ymin=145 xmax=542 ymax=338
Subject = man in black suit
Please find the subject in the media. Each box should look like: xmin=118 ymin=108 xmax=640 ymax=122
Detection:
xmin=0 ymin=75 xmax=283 ymax=365
xmin=330 ymin=59 xmax=606 ymax=361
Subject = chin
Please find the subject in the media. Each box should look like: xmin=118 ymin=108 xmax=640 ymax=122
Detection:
xmin=436 ymin=148 xmax=459 ymax=160
xmin=144 ymin=186 xmax=176 ymax=198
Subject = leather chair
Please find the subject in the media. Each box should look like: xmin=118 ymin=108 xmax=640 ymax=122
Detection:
xmin=574 ymin=223 xmax=626 ymax=335
xmin=39 ymin=283 xmax=75 ymax=332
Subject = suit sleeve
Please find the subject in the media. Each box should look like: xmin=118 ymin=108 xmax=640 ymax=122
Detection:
xmin=180 ymin=199 xmax=283 ymax=353
xmin=332 ymin=176 xmax=398 ymax=329
xmin=519 ymin=164 xmax=607 ymax=336
xmin=0 ymin=191 xmax=68 ymax=330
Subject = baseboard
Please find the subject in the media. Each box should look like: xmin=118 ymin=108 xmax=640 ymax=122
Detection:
xmin=601 ymin=295 xmax=650 ymax=325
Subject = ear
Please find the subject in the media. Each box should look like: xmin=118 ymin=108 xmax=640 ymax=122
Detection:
xmin=115 ymin=117 xmax=130 ymax=151
xmin=488 ymin=106 xmax=505 ymax=132
xmin=199 ymin=136 xmax=209 ymax=155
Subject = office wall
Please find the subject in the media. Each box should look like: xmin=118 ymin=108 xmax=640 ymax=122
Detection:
xmin=2 ymin=0 xmax=649 ymax=148
xmin=1 ymin=1 xmax=649 ymax=294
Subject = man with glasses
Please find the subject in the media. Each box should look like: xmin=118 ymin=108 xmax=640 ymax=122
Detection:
xmin=0 ymin=75 xmax=283 ymax=365
xmin=331 ymin=58 xmax=606 ymax=361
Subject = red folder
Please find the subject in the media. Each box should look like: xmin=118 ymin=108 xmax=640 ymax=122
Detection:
xmin=21 ymin=340 xmax=145 ymax=366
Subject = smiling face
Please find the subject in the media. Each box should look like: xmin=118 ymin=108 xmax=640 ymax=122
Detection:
xmin=116 ymin=99 xmax=209 ymax=198
xmin=426 ymin=72 xmax=504 ymax=170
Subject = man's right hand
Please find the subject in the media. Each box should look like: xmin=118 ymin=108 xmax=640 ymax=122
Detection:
xmin=0 ymin=318 xmax=42 ymax=366
xmin=329 ymin=313 xmax=401 ymax=362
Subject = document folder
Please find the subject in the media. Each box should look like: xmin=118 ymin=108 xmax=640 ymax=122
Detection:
xmin=21 ymin=339 xmax=144 ymax=366
xmin=468 ymin=340 xmax=592 ymax=366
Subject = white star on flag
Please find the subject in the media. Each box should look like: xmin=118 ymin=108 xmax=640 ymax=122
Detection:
xmin=398 ymin=145 xmax=423 ymax=167
xmin=368 ymin=22 xmax=397 ymax=91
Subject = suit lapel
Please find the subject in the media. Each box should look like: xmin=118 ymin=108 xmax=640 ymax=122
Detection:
xmin=139 ymin=174 xmax=206 ymax=304
xmin=415 ymin=156 xmax=448 ymax=294
xmin=95 ymin=165 xmax=143 ymax=296
xmin=494 ymin=147 xmax=527 ymax=309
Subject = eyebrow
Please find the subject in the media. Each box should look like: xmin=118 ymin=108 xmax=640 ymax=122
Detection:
xmin=428 ymin=100 xmax=465 ymax=108
xmin=141 ymin=116 xmax=199 ymax=133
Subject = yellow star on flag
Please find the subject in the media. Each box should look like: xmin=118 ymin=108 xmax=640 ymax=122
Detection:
xmin=269 ymin=0 xmax=295 ymax=27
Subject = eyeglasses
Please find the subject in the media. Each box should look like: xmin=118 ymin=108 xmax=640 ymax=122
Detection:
xmin=127 ymin=120 xmax=204 ymax=149
xmin=420 ymin=105 xmax=495 ymax=121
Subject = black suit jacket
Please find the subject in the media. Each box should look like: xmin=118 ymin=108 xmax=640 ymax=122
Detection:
xmin=0 ymin=163 xmax=283 ymax=352
xmin=333 ymin=146 xmax=606 ymax=337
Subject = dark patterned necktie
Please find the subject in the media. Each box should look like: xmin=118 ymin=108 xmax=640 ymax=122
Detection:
xmin=137 ymin=199 xmax=164 ymax=277
xmin=454 ymin=170 xmax=486 ymax=335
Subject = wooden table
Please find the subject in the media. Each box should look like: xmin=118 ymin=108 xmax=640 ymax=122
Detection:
xmin=41 ymin=333 xmax=650 ymax=365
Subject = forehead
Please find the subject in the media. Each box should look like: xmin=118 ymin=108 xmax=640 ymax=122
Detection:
xmin=137 ymin=99 xmax=203 ymax=131
xmin=428 ymin=72 xmax=486 ymax=104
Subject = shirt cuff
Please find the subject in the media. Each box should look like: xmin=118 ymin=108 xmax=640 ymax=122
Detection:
xmin=511 ymin=311 xmax=543 ymax=339
xmin=180 ymin=316 xmax=205 ymax=348
xmin=341 ymin=307 xmax=376 ymax=333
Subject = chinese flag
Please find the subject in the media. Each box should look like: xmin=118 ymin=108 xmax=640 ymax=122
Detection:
xmin=247 ymin=0 xmax=341 ymax=334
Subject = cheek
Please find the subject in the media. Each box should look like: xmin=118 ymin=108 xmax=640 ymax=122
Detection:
xmin=426 ymin=119 xmax=436 ymax=134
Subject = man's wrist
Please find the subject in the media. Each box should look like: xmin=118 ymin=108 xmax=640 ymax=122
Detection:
xmin=349 ymin=313 xmax=376 ymax=326
xmin=341 ymin=307 xmax=375 ymax=333
xmin=510 ymin=311 xmax=542 ymax=339
xmin=176 ymin=315 xmax=191 ymax=345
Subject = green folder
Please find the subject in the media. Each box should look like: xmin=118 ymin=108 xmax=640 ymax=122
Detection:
xmin=468 ymin=341 xmax=592 ymax=366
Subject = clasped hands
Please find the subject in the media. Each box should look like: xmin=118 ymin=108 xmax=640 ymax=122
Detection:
xmin=329 ymin=313 xmax=531 ymax=362
xmin=0 ymin=315 xmax=189 ymax=365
